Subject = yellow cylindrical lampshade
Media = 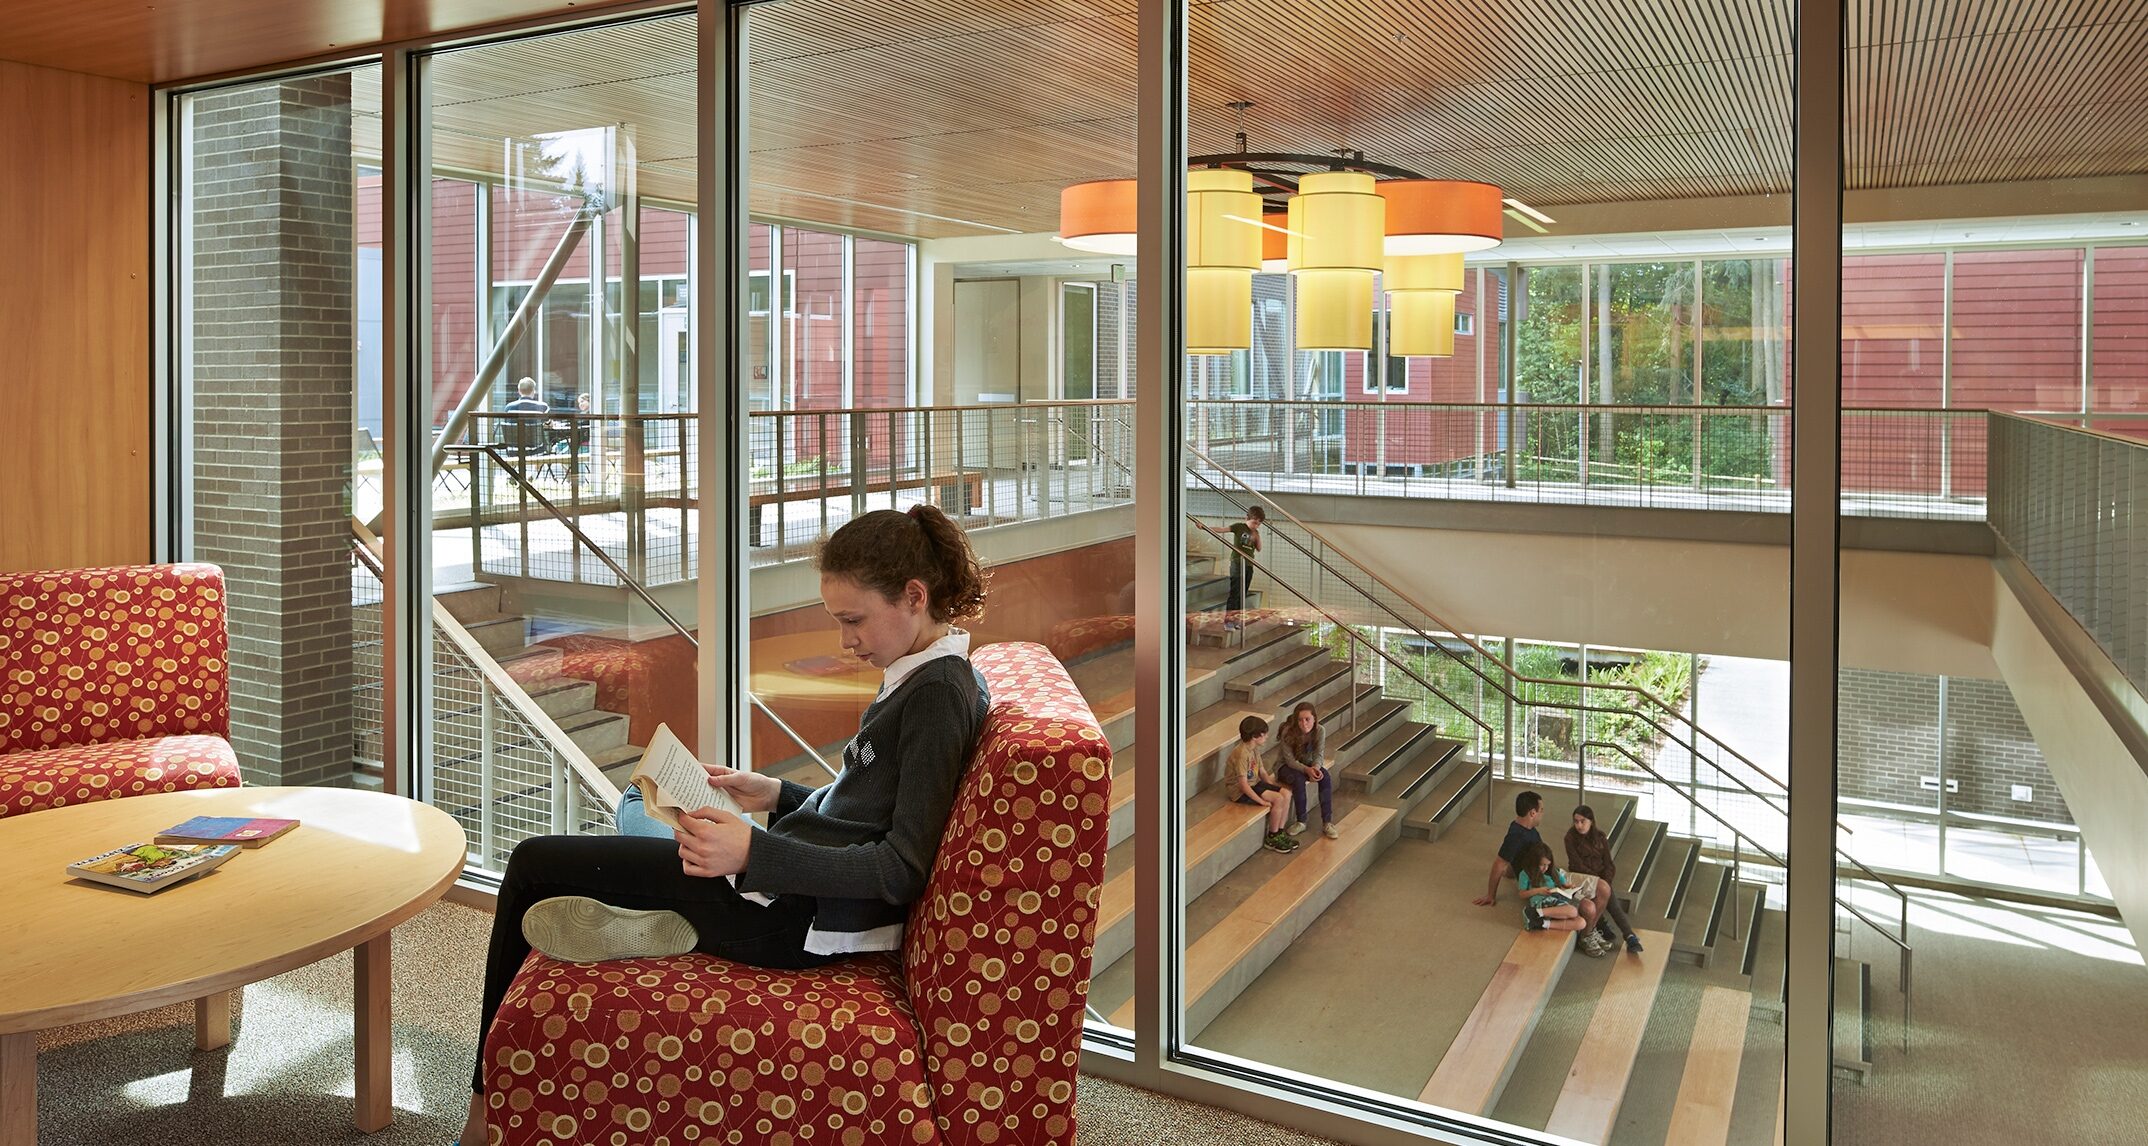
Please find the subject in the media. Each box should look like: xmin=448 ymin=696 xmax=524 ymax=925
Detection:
xmin=1294 ymin=268 xmax=1375 ymax=351
xmin=1378 ymin=179 xmax=1503 ymax=255
xmin=1059 ymin=178 xmax=1136 ymax=254
xmin=1385 ymin=252 xmax=1465 ymax=294
xmin=1286 ymin=171 xmax=1384 ymax=274
xmin=1187 ymin=168 xmax=1262 ymax=272
xmin=1188 ymin=266 xmax=1253 ymax=356
xmin=1389 ymin=289 xmax=1458 ymax=357
xmin=1260 ymin=210 xmax=1289 ymax=273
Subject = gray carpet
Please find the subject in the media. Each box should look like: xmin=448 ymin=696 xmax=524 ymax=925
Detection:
xmin=29 ymin=900 xmax=1344 ymax=1145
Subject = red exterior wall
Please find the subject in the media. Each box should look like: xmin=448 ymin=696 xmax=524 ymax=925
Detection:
xmin=2092 ymin=246 xmax=2148 ymax=414
xmin=1342 ymin=274 xmax=1482 ymax=469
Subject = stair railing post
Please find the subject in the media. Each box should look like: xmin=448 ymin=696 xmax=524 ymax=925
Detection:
xmin=479 ymin=680 xmax=498 ymax=871
xmin=1348 ymin=630 xmax=1359 ymax=736
xmin=1731 ymin=835 xmax=1743 ymax=940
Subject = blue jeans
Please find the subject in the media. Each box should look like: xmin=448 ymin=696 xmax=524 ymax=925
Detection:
xmin=616 ymin=785 xmax=671 ymax=839
xmin=1288 ymin=767 xmax=1333 ymax=825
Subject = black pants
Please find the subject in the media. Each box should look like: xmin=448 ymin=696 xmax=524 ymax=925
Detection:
xmin=473 ymin=834 xmax=835 ymax=1092
xmin=1224 ymin=554 xmax=1252 ymax=612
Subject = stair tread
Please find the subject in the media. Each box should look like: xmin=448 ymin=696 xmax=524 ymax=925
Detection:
xmin=1635 ymin=836 xmax=1700 ymax=928
xmin=1107 ymin=805 xmax=1397 ymax=1029
xmin=1371 ymin=736 xmax=1468 ymax=810
xmin=1228 ymin=643 xmax=1330 ymax=692
xmin=1611 ymin=818 xmax=1668 ymax=903
xmin=1663 ymin=985 xmax=1754 ymax=1146
xmin=1344 ymin=719 xmax=1433 ymax=779
xmin=1332 ymin=700 xmax=1415 ymax=760
xmin=1403 ymin=757 xmax=1489 ymax=831
xmin=1673 ymin=861 xmax=1736 ymax=953
xmin=1098 ymin=793 xmax=1267 ymax=938
xmin=1541 ymin=928 xmax=1676 ymax=1145
xmin=1419 ymin=929 xmax=1577 ymax=1115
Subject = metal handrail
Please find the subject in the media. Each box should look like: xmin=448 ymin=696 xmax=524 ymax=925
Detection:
xmin=1580 ymin=738 xmax=1912 ymax=1039
xmin=1186 ymin=442 xmax=1800 ymax=801
xmin=1183 ymin=453 xmax=1805 ymax=828
xmin=1050 ymin=406 xmax=1495 ymax=746
xmin=445 ymin=443 xmax=841 ymax=780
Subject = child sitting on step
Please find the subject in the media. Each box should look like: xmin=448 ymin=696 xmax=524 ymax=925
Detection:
xmin=1514 ymin=841 xmax=1613 ymax=957
xmin=1229 ymin=716 xmax=1298 ymax=853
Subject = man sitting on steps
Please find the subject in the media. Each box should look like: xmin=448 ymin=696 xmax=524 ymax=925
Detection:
xmin=1471 ymin=789 xmax=1544 ymax=907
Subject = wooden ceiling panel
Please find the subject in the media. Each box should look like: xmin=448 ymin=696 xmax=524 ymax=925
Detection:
xmin=170 ymin=0 xmax=2142 ymax=243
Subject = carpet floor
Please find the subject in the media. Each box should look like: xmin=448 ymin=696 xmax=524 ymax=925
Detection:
xmin=28 ymin=900 xmax=1344 ymax=1145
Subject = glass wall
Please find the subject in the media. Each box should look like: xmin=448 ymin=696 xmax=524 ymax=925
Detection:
xmin=1835 ymin=7 xmax=2145 ymax=1143
xmin=415 ymin=12 xmax=700 ymax=873
xmin=1170 ymin=0 xmax=1793 ymax=1136
xmin=178 ymin=65 xmax=382 ymax=792
xmin=157 ymin=0 xmax=2148 ymax=1140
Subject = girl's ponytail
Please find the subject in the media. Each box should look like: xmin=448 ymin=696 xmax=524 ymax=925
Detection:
xmin=819 ymin=504 xmax=989 ymax=623
xmin=906 ymin=503 xmax=989 ymax=622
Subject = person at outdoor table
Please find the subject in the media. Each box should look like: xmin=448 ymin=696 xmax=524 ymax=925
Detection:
xmin=1276 ymin=701 xmax=1338 ymax=839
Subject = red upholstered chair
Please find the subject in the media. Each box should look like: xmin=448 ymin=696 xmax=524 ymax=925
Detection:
xmin=481 ymin=641 xmax=1112 ymax=1146
xmin=0 ymin=564 xmax=241 ymax=818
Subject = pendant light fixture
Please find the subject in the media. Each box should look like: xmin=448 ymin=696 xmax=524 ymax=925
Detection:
xmin=1377 ymin=179 xmax=1503 ymax=255
xmin=1386 ymin=252 xmax=1465 ymax=357
xmin=1287 ymin=171 xmax=1384 ymax=351
xmin=1058 ymin=178 xmax=1137 ymax=255
xmin=1186 ymin=168 xmax=1263 ymax=355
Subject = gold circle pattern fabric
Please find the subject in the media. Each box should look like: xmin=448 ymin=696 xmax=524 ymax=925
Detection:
xmin=482 ymin=641 xmax=1112 ymax=1146
xmin=0 ymin=564 xmax=240 ymax=818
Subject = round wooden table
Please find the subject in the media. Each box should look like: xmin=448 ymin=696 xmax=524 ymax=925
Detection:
xmin=748 ymin=631 xmax=880 ymax=712
xmin=0 ymin=787 xmax=467 ymax=1144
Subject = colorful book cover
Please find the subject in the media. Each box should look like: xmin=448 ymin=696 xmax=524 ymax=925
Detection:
xmin=154 ymin=816 xmax=300 ymax=848
xmin=67 ymin=842 xmax=240 ymax=894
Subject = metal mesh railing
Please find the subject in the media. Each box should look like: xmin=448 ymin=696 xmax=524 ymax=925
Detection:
xmin=1196 ymin=399 xmax=2002 ymax=519
xmin=1989 ymin=412 xmax=2148 ymax=698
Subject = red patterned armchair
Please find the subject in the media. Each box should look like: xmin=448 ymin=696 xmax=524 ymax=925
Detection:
xmin=0 ymin=564 xmax=241 ymax=818
xmin=481 ymin=641 xmax=1112 ymax=1146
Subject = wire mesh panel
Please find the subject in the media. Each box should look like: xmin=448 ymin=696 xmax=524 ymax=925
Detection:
xmin=1990 ymin=414 xmax=2148 ymax=697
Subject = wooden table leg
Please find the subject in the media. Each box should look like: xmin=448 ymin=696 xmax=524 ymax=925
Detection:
xmin=354 ymin=935 xmax=391 ymax=1133
xmin=1 ymin=1029 xmax=35 ymax=1146
xmin=195 ymin=989 xmax=232 ymax=1051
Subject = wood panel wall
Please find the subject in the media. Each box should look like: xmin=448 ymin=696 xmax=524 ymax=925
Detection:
xmin=0 ymin=59 xmax=151 ymax=573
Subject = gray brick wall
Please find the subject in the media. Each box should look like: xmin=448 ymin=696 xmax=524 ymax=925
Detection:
xmin=1838 ymin=667 xmax=2074 ymax=825
xmin=189 ymin=75 xmax=357 ymax=789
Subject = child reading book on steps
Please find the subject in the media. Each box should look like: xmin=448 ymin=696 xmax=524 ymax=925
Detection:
xmin=458 ymin=505 xmax=991 ymax=1146
xmin=1514 ymin=840 xmax=1613 ymax=957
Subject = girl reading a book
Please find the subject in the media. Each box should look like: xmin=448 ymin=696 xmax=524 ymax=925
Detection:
xmin=459 ymin=505 xmax=991 ymax=1146
xmin=1514 ymin=840 xmax=1613 ymax=957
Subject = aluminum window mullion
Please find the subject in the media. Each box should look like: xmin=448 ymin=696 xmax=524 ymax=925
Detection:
xmin=697 ymin=0 xmax=745 ymax=773
xmin=1785 ymin=0 xmax=1845 ymax=1140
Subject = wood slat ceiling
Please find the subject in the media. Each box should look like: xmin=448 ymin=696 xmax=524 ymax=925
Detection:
xmin=333 ymin=0 xmax=2147 ymax=241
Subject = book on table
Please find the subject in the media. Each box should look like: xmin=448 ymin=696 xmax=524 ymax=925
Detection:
xmin=155 ymin=815 xmax=300 ymax=848
xmin=68 ymin=842 xmax=240 ymax=894
xmin=626 ymin=722 xmax=746 ymax=831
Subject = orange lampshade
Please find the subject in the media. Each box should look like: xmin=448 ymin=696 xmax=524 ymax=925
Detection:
xmin=1059 ymin=178 xmax=1137 ymax=255
xmin=1260 ymin=210 xmax=1289 ymax=272
xmin=1378 ymin=179 xmax=1503 ymax=255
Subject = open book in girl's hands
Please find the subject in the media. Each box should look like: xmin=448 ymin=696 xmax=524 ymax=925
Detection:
xmin=625 ymin=723 xmax=746 ymax=830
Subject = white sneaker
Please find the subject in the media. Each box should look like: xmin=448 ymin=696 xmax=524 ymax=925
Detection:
xmin=1579 ymin=932 xmax=1612 ymax=958
xmin=1286 ymin=821 xmax=1307 ymax=836
xmin=1322 ymin=822 xmax=1340 ymax=840
xmin=522 ymin=896 xmax=698 ymax=963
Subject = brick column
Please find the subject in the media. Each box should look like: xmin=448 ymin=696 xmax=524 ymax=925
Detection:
xmin=189 ymin=75 xmax=356 ymax=788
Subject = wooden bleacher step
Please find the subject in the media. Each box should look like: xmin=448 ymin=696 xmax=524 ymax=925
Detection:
xmin=1092 ymin=793 xmax=1270 ymax=968
xmin=1540 ymin=929 xmax=1675 ymax=1144
xmin=1662 ymin=985 xmax=1752 ymax=1146
xmin=1418 ymin=929 xmax=1576 ymax=1116
xmin=1339 ymin=719 xmax=1433 ymax=790
xmin=1107 ymin=804 xmax=1399 ymax=1035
